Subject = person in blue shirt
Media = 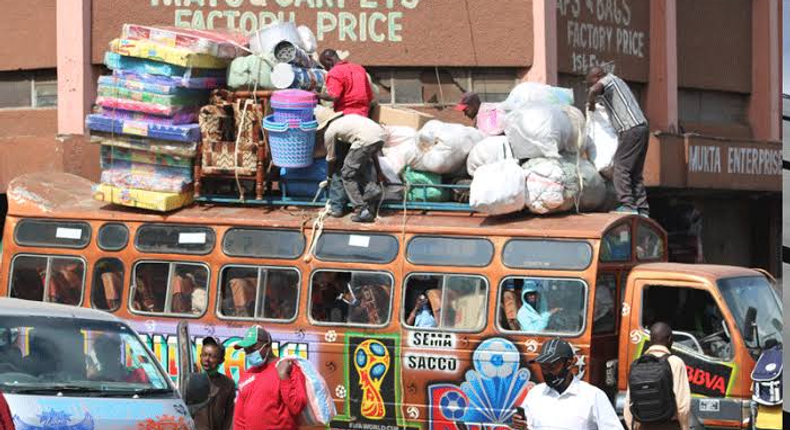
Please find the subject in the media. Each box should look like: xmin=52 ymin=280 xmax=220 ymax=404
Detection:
xmin=517 ymin=281 xmax=561 ymax=332
xmin=406 ymin=293 xmax=437 ymax=328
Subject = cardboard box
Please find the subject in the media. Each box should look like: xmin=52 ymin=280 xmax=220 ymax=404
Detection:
xmin=371 ymin=105 xmax=435 ymax=129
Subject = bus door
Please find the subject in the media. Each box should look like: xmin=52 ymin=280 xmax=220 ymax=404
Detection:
xmin=623 ymin=279 xmax=744 ymax=430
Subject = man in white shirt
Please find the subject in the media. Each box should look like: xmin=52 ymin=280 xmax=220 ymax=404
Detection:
xmin=513 ymin=337 xmax=622 ymax=430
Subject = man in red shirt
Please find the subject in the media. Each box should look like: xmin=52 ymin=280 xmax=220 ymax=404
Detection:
xmin=233 ymin=325 xmax=306 ymax=430
xmin=319 ymin=49 xmax=374 ymax=117
xmin=0 ymin=391 xmax=14 ymax=430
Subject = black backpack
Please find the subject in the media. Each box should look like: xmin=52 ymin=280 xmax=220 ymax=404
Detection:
xmin=628 ymin=353 xmax=677 ymax=424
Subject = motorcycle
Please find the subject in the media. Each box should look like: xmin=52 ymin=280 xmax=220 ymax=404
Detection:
xmin=750 ymin=344 xmax=782 ymax=430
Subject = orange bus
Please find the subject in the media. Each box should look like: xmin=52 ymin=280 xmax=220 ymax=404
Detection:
xmin=0 ymin=172 xmax=782 ymax=430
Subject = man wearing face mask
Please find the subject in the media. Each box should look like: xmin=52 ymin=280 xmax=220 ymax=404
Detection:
xmin=233 ymin=326 xmax=307 ymax=430
xmin=512 ymin=337 xmax=621 ymax=430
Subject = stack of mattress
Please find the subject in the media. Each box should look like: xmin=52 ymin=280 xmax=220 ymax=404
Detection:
xmin=87 ymin=24 xmax=247 ymax=211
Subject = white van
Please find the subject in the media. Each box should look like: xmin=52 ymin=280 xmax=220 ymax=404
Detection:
xmin=0 ymin=298 xmax=204 ymax=430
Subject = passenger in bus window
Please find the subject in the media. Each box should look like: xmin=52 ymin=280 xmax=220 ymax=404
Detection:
xmin=133 ymin=264 xmax=168 ymax=313
xmin=48 ymin=261 xmax=83 ymax=305
xmin=406 ymin=293 xmax=437 ymax=328
xmin=229 ymin=276 xmax=256 ymax=317
xmin=348 ymin=274 xmax=391 ymax=325
xmin=10 ymin=261 xmax=45 ymax=302
xmin=517 ymin=281 xmax=561 ymax=332
xmin=100 ymin=271 xmax=122 ymax=310
xmin=171 ymin=273 xmax=197 ymax=314
xmin=263 ymin=272 xmax=297 ymax=320
xmin=501 ymin=280 xmax=523 ymax=330
xmin=451 ymin=285 xmax=485 ymax=330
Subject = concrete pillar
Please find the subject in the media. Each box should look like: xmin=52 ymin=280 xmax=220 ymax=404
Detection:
xmin=748 ymin=0 xmax=781 ymax=142
xmin=524 ymin=0 xmax=558 ymax=85
xmin=645 ymin=0 xmax=678 ymax=132
xmin=57 ymin=0 xmax=92 ymax=135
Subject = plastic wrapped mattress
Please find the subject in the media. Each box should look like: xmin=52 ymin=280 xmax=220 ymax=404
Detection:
xmin=86 ymin=114 xmax=201 ymax=143
xmin=121 ymin=24 xmax=247 ymax=59
xmin=110 ymin=38 xmax=231 ymax=69
xmin=104 ymin=53 xmax=226 ymax=86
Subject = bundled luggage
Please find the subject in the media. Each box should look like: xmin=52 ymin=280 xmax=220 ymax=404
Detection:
xmin=470 ymin=160 xmax=525 ymax=215
xmin=466 ymin=136 xmax=513 ymax=177
xmin=504 ymin=103 xmax=574 ymax=159
xmin=411 ymin=120 xmax=485 ymax=174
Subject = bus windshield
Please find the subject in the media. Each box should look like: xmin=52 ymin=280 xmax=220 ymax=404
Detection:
xmin=718 ymin=276 xmax=783 ymax=349
xmin=0 ymin=315 xmax=172 ymax=396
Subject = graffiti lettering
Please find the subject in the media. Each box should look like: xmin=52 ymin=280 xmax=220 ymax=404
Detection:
xmin=141 ymin=334 xmax=308 ymax=383
xmin=405 ymin=354 xmax=458 ymax=373
xmin=408 ymin=332 xmax=456 ymax=349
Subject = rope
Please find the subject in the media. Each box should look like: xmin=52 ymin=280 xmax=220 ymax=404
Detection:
xmin=233 ymin=98 xmax=254 ymax=202
xmin=303 ymin=199 xmax=331 ymax=264
xmin=434 ymin=66 xmax=445 ymax=106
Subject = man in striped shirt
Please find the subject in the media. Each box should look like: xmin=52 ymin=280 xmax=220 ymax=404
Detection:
xmin=587 ymin=67 xmax=650 ymax=217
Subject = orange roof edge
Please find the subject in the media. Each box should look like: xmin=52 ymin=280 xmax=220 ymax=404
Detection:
xmin=6 ymin=172 xmax=645 ymax=239
xmin=630 ymin=262 xmax=763 ymax=284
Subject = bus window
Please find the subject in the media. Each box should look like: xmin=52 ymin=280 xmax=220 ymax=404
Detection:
xmin=9 ymin=255 xmax=85 ymax=305
xmin=403 ymin=274 xmax=488 ymax=332
xmin=310 ymin=270 xmax=393 ymax=327
xmin=14 ymin=219 xmax=91 ymax=249
xmin=315 ymin=233 xmax=399 ymax=264
xmin=135 ymin=224 xmax=216 ymax=255
xmin=592 ymin=273 xmax=617 ymax=334
xmin=642 ymin=285 xmax=732 ymax=361
xmin=498 ymin=277 xmax=587 ymax=335
xmin=218 ymin=266 xmax=300 ymax=322
xmin=502 ymin=239 xmax=592 ymax=270
xmin=98 ymin=223 xmax=129 ymax=252
xmin=92 ymin=258 xmax=124 ymax=312
xmin=223 ymin=229 xmax=305 ymax=259
xmin=131 ymin=262 xmax=209 ymax=317
xmin=600 ymin=222 xmax=631 ymax=262
xmin=406 ymin=237 xmax=494 ymax=267
xmin=636 ymin=222 xmax=664 ymax=261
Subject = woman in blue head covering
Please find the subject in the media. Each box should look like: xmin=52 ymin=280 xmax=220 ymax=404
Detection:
xmin=517 ymin=281 xmax=561 ymax=332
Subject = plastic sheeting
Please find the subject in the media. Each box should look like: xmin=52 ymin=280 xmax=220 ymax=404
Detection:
xmin=585 ymin=107 xmax=619 ymax=179
xmin=500 ymin=82 xmax=574 ymax=112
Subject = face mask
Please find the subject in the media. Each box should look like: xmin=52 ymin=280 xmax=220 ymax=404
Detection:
xmin=245 ymin=345 xmax=270 ymax=369
xmin=544 ymin=364 xmax=571 ymax=393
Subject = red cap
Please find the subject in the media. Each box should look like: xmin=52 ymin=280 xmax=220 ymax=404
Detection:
xmin=454 ymin=103 xmax=468 ymax=111
xmin=454 ymin=92 xmax=479 ymax=111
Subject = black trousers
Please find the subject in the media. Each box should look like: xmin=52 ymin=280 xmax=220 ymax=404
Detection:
xmin=341 ymin=141 xmax=384 ymax=210
xmin=613 ymin=123 xmax=650 ymax=213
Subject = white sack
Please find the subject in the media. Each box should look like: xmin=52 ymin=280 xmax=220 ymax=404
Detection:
xmin=585 ymin=107 xmax=619 ymax=179
xmin=381 ymin=125 xmax=419 ymax=174
xmin=523 ymin=155 xmax=606 ymax=214
xmin=378 ymin=156 xmax=403 ymax=185
xmin=505 ymin=104 xmax=573 ymax=160
xmin=466 ymin=136 xmax=513 ymax=177
xmin=561 ymin=105 xmax=590 ymax=153
xmin=411 ymin=120 xmax=485 ymax=174
xmin=501 ymin=82 xmax=574 ymax=112
xmin=470 ymin=160 xmax=526 ymax=215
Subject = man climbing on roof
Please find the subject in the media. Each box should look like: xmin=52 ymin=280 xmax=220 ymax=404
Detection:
xmin=316 ymin=106 xmax=386 ymax=223
xmin=318 ymin=49 xmax=375 ymax=117
xmin=455 ymin=92 xmax=505 ymax=136
xmin=587 ymin=66 xmax=650 ymax=218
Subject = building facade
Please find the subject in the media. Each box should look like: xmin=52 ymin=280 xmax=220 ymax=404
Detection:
xmin=0 ymin=0 xmax=782 ymax=274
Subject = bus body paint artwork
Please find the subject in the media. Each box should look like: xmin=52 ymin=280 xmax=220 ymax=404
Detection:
xmin=427 ymin=338 xmax=535 ymax=430
xmin=128 ymin=320 xmax=312 ymax=383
